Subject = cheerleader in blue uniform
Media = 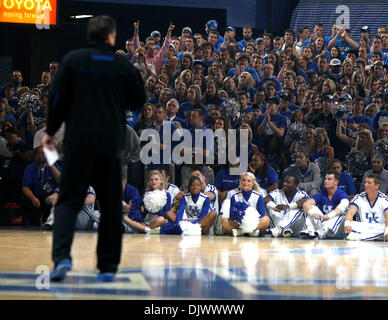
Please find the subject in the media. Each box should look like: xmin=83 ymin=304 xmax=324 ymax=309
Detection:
xmin=221 ymin=172 xmax=270 ymax=237
xmin=123 ymin=170 xmax=170 ymax=233
xmin=163 ymin=176 xmax=216 ymax=235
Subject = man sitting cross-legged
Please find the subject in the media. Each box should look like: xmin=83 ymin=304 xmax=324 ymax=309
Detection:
xmin=264 ymin=175 xmax=309 ymax=238
xmin=300 ymin=170 xmax=349 ymax=239
xmin=344 ymin=174 xmax=388 ymax=241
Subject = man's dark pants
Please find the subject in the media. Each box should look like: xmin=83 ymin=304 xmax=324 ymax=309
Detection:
xmin=52 ymin=153 xmax=123 ymax=274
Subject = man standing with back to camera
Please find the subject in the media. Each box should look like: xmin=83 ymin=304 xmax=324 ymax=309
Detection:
xmin=43 ymin=16 xmax=146 ymax=282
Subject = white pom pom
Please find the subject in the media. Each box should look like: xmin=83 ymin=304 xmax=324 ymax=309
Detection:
xmin=179 ymin=221 xmax=202 ymax=236
xmin=240 ymin=207 xmax=260 ymax=234
xmin=143 ymin=190 xmax=167 ymax=213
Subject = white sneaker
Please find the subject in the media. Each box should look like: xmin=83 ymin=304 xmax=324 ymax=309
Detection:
xmin=92 ymin=222 xmax=99 ymax=230
xmin=347 ymin=232 xmax=361 ymax=241
xmin=232 ymin=228 xmax=243 ymax=237
xmin=270 ymin=226 xmax=282 ymax=238
xmin=249 ymin=230 xmax=260 ymax=237
xmin=149 ymin=227 xmax=160 ymax=234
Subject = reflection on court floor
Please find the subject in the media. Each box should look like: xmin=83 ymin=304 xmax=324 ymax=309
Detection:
xmin=0 ymin=230 xmax=388 ymax=299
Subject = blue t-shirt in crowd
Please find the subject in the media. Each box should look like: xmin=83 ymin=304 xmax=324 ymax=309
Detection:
xmin=214 ymin=167 xmax=240 ymax=192
xmin=123 ymin=184 xmax=140 ymax=203
xmin=307 ymin=60 xmax=318 ymax=72
xmin=256 ymin=166 xmax=279 ymax=190
xmin=254 ymin=112 xmax=288 ymax=148
xmin=22 ymin=162 xmax=61 ymax=198
xmin=1 ymin=139 xmax=31 ymax=181
xmin=18 ymin=110 xmax=46 ymax=147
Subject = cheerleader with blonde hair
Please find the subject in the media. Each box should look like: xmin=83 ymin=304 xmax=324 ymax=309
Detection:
xmin=220 ymin=172 xmax=270 ymax=237
xmin=123 ymin=170 xmax=170 ymax=233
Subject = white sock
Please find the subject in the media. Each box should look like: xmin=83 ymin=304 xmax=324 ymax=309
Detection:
xmin=144 ymin=227 xmax=151 ymax=233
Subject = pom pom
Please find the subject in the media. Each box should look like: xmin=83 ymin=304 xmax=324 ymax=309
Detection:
xmin=230 ymin=201 xmax=249 ymax=224
xmin=18 ymin=92 xmax=40 ymax=113
xmin=160 ymin=222 xmax=182 ymax=235
xmin=331 ymin=103 xmax=352 ymax=122
xmin=143 ymin=190 xmax=167 ymax=214
xmin=314 ymin=157 xmax=329 ymax=177
xmin=374 ymin=139 xmax=388 ymax=164
xmin=128 ymin=198 xmax=144 ymax=222
xmin=219 ymin=99 xmax=241 ymax=124
xmin=179 ymin=221 xmax=202 ymax=236
xmin=345 ymin=150 xmax=370 ymax=179
xmin=286 ymin=123 xmax=307 ymax=142
xmin=240 ymin=207 xmax=260 ymax=234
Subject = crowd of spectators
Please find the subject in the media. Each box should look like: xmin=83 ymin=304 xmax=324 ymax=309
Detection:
xmin=0 ymin=19 xmax=387 ymax=240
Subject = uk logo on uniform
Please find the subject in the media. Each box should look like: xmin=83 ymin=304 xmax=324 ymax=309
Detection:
xmin=366 ymin=212 xmax=379 ymax=224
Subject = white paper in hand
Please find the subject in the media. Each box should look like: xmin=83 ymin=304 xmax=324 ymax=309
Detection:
xmin=43 ymin=146 xmax=59 ymax=166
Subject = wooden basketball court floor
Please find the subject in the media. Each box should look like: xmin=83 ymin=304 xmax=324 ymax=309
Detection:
xmin=1 ymin=228 xmax=388 ymax=300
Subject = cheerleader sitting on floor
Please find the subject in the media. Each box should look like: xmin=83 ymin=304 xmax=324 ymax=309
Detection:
xmin=220 ymin=172 xmax=270 ymax=237
xmin=162 ymin=176 xmax=217 ymax=235
xmin=123 ymin=170 xmax=170 ymax=234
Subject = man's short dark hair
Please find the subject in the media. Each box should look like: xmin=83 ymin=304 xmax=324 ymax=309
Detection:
xmin=347 ymin=49 xmax=358 ymax=58
xmin=237 ymin=53 xmax=250 ymax=62
xmin=298 ymin=26 xmax=309 ymax=34
xmin=154 ymin=103 xmax=166 ymax=111
xmin=87 ymin=15 xmax=117 ymax=44
xmin=192 ymin=108 xmax=205 ymax=121
xmin=284 ymin=29 xmax=294 ymax=36
xmin=185 ymin=35 xmax=195 ymax=42
xmin=318 ymin=55 xmax=329 ymax=63
xmin=193 ymin=46 xmax=204 ymax=53
xmin=326 ymin=170 xmax=340 ymax=182
xmin=367 ymin=173 xmax=381 ymax=186
xmin=238 ymin=91 xmax=248 ymax=98
xmin=329 ymin=159 xmax=343 ymax=169
xmin=286 ymin=175 xmax=300 ymax=185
